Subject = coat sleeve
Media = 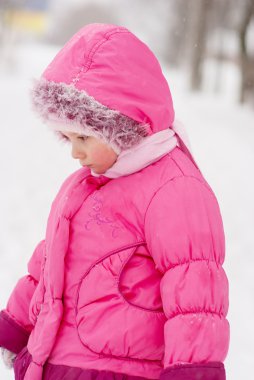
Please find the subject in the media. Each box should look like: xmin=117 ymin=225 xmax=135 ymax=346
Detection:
xmin=144 ymin=176 xmax=230 ymax=380
xmin=0 ymin=239 xmax=45 ymax=354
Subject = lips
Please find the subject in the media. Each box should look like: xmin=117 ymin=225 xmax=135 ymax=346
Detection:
xmin=80 ymin=161 xmax=92 ymax=167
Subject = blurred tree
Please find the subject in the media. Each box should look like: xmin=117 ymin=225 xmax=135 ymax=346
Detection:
xmin=165 ymin=0 xmax=254 ymax=104
xmin=209 ymin=0 xmax=231 ymax=93
xmin=0 ymin=0 xmax=47 ymax=70
xmin=238 ymin=0 xmax=254 ymax=103
xmin=0 ymin=0 xmax=27 ymax=70
xmin=189 ymin=0 xmax=211 ymax=91
xmin=164 ymin=0 xmax=192 ymax=66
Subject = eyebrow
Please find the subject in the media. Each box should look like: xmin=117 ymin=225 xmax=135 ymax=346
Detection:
xmin=60 ymin=132 xmax=75 ymax=138
xmin=60 ymin=132 xmax=69 ymax=139
xmin=60 ymin=131 xmax=88 ymax=139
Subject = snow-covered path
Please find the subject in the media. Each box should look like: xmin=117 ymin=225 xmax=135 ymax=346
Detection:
xmin=0 ymin=44 xmax=253 ymax=379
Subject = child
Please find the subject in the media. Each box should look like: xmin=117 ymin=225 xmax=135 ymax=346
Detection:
xmin=0 ymin=23 xmax=230 ymax=380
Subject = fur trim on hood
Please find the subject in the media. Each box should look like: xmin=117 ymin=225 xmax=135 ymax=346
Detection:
xmin=31 ymin=78 xmax=150 ymax=154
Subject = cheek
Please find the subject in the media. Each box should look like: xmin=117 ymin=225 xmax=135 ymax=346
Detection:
xmin=94 ymin=148 xmax=109 ymax=161
xmin=94 ymin=147 xmax=117 ymax=167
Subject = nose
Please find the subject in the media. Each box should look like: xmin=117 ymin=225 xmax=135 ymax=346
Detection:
xmin=71 ymin=144 xmax=86 ymax=160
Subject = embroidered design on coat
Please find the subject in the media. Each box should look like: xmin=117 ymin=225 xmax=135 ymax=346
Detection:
xmin=84 ymin=191 xmax=122 ymax=238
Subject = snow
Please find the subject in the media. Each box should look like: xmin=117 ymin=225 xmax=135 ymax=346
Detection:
xmin=0 ymin=42 xmax=253 ymax=379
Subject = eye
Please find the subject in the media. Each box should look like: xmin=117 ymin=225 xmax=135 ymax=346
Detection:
xmin=78 ymin=135 xmax=88 ymax=141
xmin=55 ymin=131 xmax=70 ymax=143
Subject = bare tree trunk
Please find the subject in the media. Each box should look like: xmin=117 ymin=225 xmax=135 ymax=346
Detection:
xmin=212 ymin=0 xmax=230 ymax=93
xmin=239 ymin=0 xmax=254 ymax=103
xmin=189 ymin=0 xmax=210 ymax=91
xmin=163 ymin=0 xmax=192 ymax=66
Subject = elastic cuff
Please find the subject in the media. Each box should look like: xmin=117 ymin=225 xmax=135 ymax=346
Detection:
xmin=0 ymin=310 xmax=30 ymax=354
xmin=160 ymin=362 xmax=225 ymax=380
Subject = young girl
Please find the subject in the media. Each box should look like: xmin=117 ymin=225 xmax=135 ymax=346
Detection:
xmin=0 ymin=23 xmax=230 ymax=380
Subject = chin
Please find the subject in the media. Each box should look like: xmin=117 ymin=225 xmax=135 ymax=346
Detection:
xmin=92 ymin=169 xmax=100 ymax=174
xmin=92 ymin=167 xmax=106 ymax=175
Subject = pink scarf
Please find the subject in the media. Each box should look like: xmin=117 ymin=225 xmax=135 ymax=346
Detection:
xmin=91 ymin=120 xmax=200 ymax=178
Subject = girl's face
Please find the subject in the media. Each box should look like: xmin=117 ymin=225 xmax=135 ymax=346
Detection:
xmin=61 ymin=132 xmax=118 ymax=174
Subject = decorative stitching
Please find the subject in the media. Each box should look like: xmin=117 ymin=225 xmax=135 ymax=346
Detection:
xmin=84 ymin=190 xmax=123 ymax=238
xmin=72 ymin=65 xmax=85 ymax=85
xmin=72 ymin=29 xmax=130 ymax=81
xmin=83 ymin=29 xmax=130 ymax=72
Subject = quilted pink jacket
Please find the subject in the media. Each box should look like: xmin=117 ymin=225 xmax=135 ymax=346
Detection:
xmin=0 ymin=24 xmax=229 ymax=380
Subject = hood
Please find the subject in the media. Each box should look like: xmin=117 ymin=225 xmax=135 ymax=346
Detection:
xmin=31 ymin=23 xmax=175 ymax=153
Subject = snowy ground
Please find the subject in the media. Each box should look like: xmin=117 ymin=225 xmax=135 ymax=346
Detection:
xmin=0 ymin=43 xmax=253 ymax=379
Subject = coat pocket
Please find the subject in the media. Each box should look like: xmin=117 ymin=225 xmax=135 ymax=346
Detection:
xmin=75 ymin=242 xmax=166 ymax=361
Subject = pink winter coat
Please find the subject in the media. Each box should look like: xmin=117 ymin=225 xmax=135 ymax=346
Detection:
xmin=0 ymin=24 xmax=230 ymax=380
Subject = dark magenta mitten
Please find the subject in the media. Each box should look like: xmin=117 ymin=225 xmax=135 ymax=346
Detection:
xmin=0 ymin=311 xmax=29 ymax=354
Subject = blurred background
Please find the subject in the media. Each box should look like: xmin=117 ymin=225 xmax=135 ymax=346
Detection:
xmin=0 ymin=0 xmax=253 ymax=379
